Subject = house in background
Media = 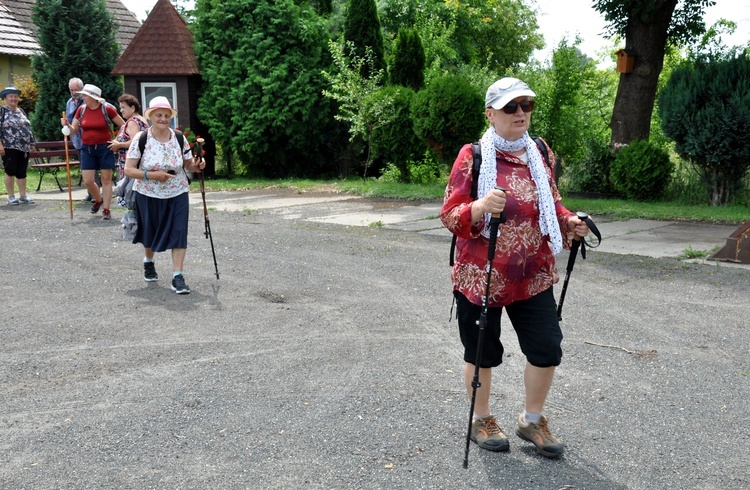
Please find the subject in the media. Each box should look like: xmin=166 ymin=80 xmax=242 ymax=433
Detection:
xmin=0 ymin=0 xmax=141 ymax=86
xmin=113 ymin=0 xmax=215 ymax=173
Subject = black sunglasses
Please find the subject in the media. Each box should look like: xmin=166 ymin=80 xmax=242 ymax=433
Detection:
xmin=501 ymin=100 xmax=536 ymax=114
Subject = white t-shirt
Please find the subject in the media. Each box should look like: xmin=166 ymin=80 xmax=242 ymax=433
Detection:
xmin=127 ymin=129 xmax=193 ymax=199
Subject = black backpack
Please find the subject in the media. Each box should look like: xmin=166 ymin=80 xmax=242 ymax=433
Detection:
xmin=448 ymin=137 xmax=551 ymax=266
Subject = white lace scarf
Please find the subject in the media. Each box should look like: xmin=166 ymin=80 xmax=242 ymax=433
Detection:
xmin=477 ymin=126 xmax=563 ymax=254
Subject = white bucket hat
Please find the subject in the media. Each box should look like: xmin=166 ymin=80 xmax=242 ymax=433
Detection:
xmin=144 ymin=96 xmax=178 ymax=120
xmin=78 ymin=84 xmax=105 ymax=103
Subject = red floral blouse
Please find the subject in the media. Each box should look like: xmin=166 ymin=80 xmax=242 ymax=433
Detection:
xmin=441 ymin=141 xmax=575 ymax=307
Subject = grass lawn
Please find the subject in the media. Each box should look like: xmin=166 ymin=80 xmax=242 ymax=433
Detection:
xmin=20 ymin=172 xmax=749 ymax=224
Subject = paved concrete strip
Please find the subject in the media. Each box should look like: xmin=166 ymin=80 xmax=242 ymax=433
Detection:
xmin=200 ymin=194 xmax=360 ymax=213
xmin=597 ymin=219 xmax=738 ymax=258
xmin=28 ymin=187 xmax=745 ymax=263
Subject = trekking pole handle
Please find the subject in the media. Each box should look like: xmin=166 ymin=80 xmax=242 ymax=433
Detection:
xmin=491 ymin=186 xmax=508 ymax=224
xmin=195 ymin=138 xmax=205 ymax=162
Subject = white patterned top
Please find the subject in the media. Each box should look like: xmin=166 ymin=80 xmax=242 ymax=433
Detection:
xmin=127 ymin=129 xmax=193 ymax=199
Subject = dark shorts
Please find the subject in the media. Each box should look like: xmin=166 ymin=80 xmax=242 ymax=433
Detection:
xmin=133 ymin=192 xmax=189 ymax=252
xmin=80 ymin=144 xmax=116 ymax=171
xmin=2 ymin=148 xmax=29 ymax=178
xmin=454 ymin=288 xmax=563 ymax=368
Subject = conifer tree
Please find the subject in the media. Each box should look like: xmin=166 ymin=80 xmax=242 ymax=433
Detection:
xmin=389 ymin=28 xmax=425 ymax=91
xmin=343 ymin=0 xmax=385 ymax=77
xmin=31 ymin=0 xmax=122 ymax=141
xmin=194 ymin=0 xmax=333 ymax=177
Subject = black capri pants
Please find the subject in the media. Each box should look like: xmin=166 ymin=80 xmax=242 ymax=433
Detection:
xmin=2 ymin=149 xmax=29 ymax=179
xmin=454 ymin=287 xmax=563 ymax=368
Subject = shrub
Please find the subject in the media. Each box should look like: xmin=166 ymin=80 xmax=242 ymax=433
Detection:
xmin=563 ymin=137 xmax=616 ymax=195
xmin=609 ymin=139 xmax=673 ymax=201
xmin=659 ymin=54 xmax=750 ymax=205
xmin=406 ymin=150 xmax=442 ymax=184
xmin=10 ymin=74 xmax=38 ymax=115
xmin=411 ymin=75 xmax=485 ymax=164
xmin=366 ymin=85 xmax=422 ymax=181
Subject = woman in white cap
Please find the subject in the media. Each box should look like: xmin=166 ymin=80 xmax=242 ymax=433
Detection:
xmin=0 ymin=86 xmax=35 ymax=205
xmin=441 ymin=77 xmax=589 ymax=458
xmin=61 ymin=84 xmax=125 ymax=220
xmin=123 ymin=96 xmax=205 ymax=295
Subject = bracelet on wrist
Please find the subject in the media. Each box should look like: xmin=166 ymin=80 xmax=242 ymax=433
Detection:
xmin=144 ymin=170 xmax=148 ymax=180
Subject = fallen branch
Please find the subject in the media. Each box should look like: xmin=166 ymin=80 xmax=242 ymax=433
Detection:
xmin=584 ymin=341 xmax=657 ymax=358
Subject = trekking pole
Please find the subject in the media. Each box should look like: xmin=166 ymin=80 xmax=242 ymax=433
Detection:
xmin=195 ymin=138 xmax=220 ymax=279
xmin=61 ymin=111 xmax=73 ymax=220
xmin=557 ymin=212 xmax=601 ymax=321
xmin=464 ymin=186 xmax=507 ymax=469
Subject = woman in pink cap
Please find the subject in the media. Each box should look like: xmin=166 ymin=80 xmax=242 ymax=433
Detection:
xmin=123 ymin=97 xmax=205 ymax=295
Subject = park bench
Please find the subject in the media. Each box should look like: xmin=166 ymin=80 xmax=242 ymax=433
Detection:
xmin=29 ymin=140 xmax=80 ymax=192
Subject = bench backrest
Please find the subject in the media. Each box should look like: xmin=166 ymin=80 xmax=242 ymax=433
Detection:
xmin=30 ymin=140 xmax=77 ymax=158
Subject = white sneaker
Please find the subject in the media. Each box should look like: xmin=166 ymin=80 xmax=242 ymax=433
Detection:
xmin=19 ymin=195 xmax=34 ymax=204
xmin=7 ymin=197 xmax=19 ymax=205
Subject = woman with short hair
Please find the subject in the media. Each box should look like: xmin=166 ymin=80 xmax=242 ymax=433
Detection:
xmin=109 ymin=93 xmax=149 ymax=183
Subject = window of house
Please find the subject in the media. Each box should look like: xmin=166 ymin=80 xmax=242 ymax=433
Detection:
xmin=141 ymin=83 xmax=178 ymax=129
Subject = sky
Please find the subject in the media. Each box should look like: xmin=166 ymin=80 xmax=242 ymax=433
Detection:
xmin=531 ymin=0 xmax=750 ymax=63
xmin=123 ymin=0 xmax=750 ymax=63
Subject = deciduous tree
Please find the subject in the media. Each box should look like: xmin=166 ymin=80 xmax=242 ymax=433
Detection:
xmin=593 ymin=0 xmax=715 ymax=144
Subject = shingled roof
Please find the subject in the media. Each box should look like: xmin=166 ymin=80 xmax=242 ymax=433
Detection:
xmin=0 ymin=2 xmax=38 ymax=56
xmin=0 ymin=0 xmax=141 ymax=53
xmin=112 ymin=0 xmax=199 ymax=76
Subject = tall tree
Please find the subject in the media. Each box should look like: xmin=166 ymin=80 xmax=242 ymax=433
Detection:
xmin=343 ymin=0 xmax=385 ymax=77
xmin=389 ymin=28 xmax=425 ymax=91
xmin=31 ymin=0 xmax=122 ymax=141
xmin=593 ymin=0 xmax=715 ymax=144
xmin=194 ymin=0 xmax=334 ymax=177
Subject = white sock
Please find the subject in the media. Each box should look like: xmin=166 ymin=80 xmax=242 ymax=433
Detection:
xmin=523 ymin=410 xmax=541 ymax=424
xmin=144 ymin=257 xmax=154 ymax=263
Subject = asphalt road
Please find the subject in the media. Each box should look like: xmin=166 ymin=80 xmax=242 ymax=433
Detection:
xmin=1 ymin=194 xmax=748 ymax=489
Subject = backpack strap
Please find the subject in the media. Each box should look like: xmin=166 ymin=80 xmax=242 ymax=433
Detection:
xmin=532 ymin=136 xmax=550 ymax=168
xmin=174 ymin=130 xmax=185 ymax=155
xmin=0 ymin=106 xmax=6 ymax=139
xmin=102 ymin=102 xmax=114 ymax=128
xmin=137 ymin=129 xmax=149 ymax=169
